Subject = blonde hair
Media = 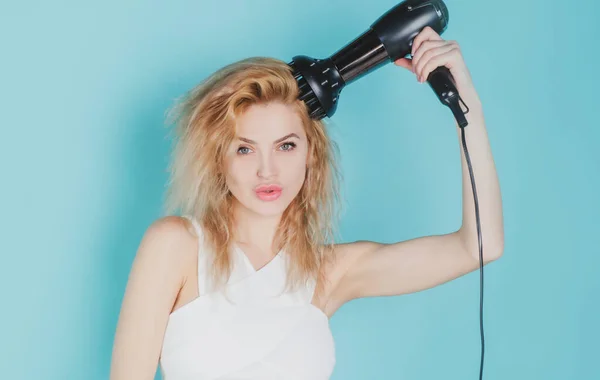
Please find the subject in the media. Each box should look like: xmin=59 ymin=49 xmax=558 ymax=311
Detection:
xmin=162 ymin=56 xmax=344 ymax=300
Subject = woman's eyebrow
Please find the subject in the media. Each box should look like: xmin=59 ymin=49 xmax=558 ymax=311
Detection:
xmin=238 ymin=133 xmax=300 ymax=144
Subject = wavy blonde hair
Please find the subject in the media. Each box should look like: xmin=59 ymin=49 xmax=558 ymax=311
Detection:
xmin=162 ymin=56 xmax=344 ymax=300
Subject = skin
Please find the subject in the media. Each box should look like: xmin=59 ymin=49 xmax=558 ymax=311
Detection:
xmin=110 ymin=27 xmax=504 ymax=380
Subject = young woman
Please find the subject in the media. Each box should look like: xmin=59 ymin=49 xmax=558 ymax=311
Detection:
xmin=110 ymin=27 xmax=504 ymax=380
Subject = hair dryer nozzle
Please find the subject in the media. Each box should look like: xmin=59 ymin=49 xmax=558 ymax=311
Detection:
xmin=288 ymin=56 xmax=345 ymax=120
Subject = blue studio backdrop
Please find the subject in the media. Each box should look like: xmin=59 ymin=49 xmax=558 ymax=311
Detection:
xmin=1 ymin=0 xmax=598 ymax=379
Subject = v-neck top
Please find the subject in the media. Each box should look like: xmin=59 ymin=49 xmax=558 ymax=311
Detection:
xmin=158 ymin=215 xmax=336 ymax=380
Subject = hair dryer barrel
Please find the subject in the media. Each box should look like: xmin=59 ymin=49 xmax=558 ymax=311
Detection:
xmin=332 ymin=0 xmax=448 ymax=85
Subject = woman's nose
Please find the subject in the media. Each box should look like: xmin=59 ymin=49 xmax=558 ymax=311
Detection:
xmin=257 ymin=153 xmax=277 ymax=178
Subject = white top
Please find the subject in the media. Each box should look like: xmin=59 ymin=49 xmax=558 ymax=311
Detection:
xmin=159 ymin=216 xmax=336 ymax=380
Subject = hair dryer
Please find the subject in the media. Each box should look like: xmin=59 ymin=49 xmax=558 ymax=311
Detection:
xmin=289 ymin=1 xmax=488 ymax=379
xmin=288 ymin=0 xmax=469 ymax=127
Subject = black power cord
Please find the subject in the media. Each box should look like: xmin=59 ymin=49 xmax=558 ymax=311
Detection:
xmin=450 ymin=95 xmax=486 ymax=380
xmin=461 ymin=115 xmax=486 ymax=380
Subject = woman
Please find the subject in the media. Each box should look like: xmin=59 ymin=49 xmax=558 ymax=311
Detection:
xmin=110 ymin=27 xmax=504 ymax=380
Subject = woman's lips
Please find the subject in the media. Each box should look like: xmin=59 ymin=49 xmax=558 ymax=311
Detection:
xmin=255 ymin=188 xmax=282 ymax=201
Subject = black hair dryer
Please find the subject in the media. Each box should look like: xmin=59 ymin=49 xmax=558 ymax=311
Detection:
xmin=288 ymin=0 xmax=469 ymax=127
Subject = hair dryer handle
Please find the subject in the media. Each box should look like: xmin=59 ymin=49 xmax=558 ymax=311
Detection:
xmin=427 ymin=66 xmax=469 ymax=128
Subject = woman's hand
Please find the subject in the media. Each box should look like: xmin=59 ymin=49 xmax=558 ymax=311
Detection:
xmin=394 ymin=26 xmax=480 ymax=105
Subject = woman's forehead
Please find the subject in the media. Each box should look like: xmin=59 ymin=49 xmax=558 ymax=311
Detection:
xmin=235 ymin=102 xmax=304 ymax=137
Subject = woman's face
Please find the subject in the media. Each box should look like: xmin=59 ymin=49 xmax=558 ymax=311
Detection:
xmin=224 ymin=101 xmax=309 ymax=217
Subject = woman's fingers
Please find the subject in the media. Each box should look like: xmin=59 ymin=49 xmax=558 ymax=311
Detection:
xmin=411 ymin=40 xmax=447 ymax=64
xmin=394 ymin=57 xmax=413 ymax=71
xmin=410 ymin=26 xmax=443 ymax=56
xmin=413 ymin=43 xmax=457 ymax=81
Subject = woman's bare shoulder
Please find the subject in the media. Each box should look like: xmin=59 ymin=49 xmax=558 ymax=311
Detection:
xmin=320 ymin=241 xmax=364 ymax=280
xmin=318 ymin=241 xmax=371 ymax=312
xmin=135 ymin=216 xmax=199 ymax=276
xmin=148 ymin=215 xmax=198 ymax=238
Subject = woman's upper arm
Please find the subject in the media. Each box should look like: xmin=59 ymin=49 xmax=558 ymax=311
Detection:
xmin=109 ymin=216 xmax=197 ymax=380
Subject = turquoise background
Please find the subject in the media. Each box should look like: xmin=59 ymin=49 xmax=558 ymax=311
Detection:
xmin=1 ymin=0 xmax=598 ymax=379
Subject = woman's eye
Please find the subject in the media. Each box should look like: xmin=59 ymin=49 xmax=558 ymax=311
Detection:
xmin=280 ymin=142 xmax=296 ymax=151
xmin=237 ymin=146 xmax=251 ymax=155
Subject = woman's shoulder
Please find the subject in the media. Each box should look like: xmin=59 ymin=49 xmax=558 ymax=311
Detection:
xmin=138 ymin=215 xmax=200 ymax=268
xmin=317 ymin=241 xmax=370 ymax=301
xmin=148 ymin=215 xmax=200 ymax=239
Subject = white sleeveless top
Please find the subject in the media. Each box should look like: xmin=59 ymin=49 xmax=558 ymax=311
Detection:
xmin=159 ymin=216 xmax=336 ymax=380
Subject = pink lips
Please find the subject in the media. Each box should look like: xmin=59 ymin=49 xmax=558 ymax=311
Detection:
xmin=255 ymin=184 xmax=282 ymax=192
xmin=255 ymin=184 xmax=282 ymax=201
